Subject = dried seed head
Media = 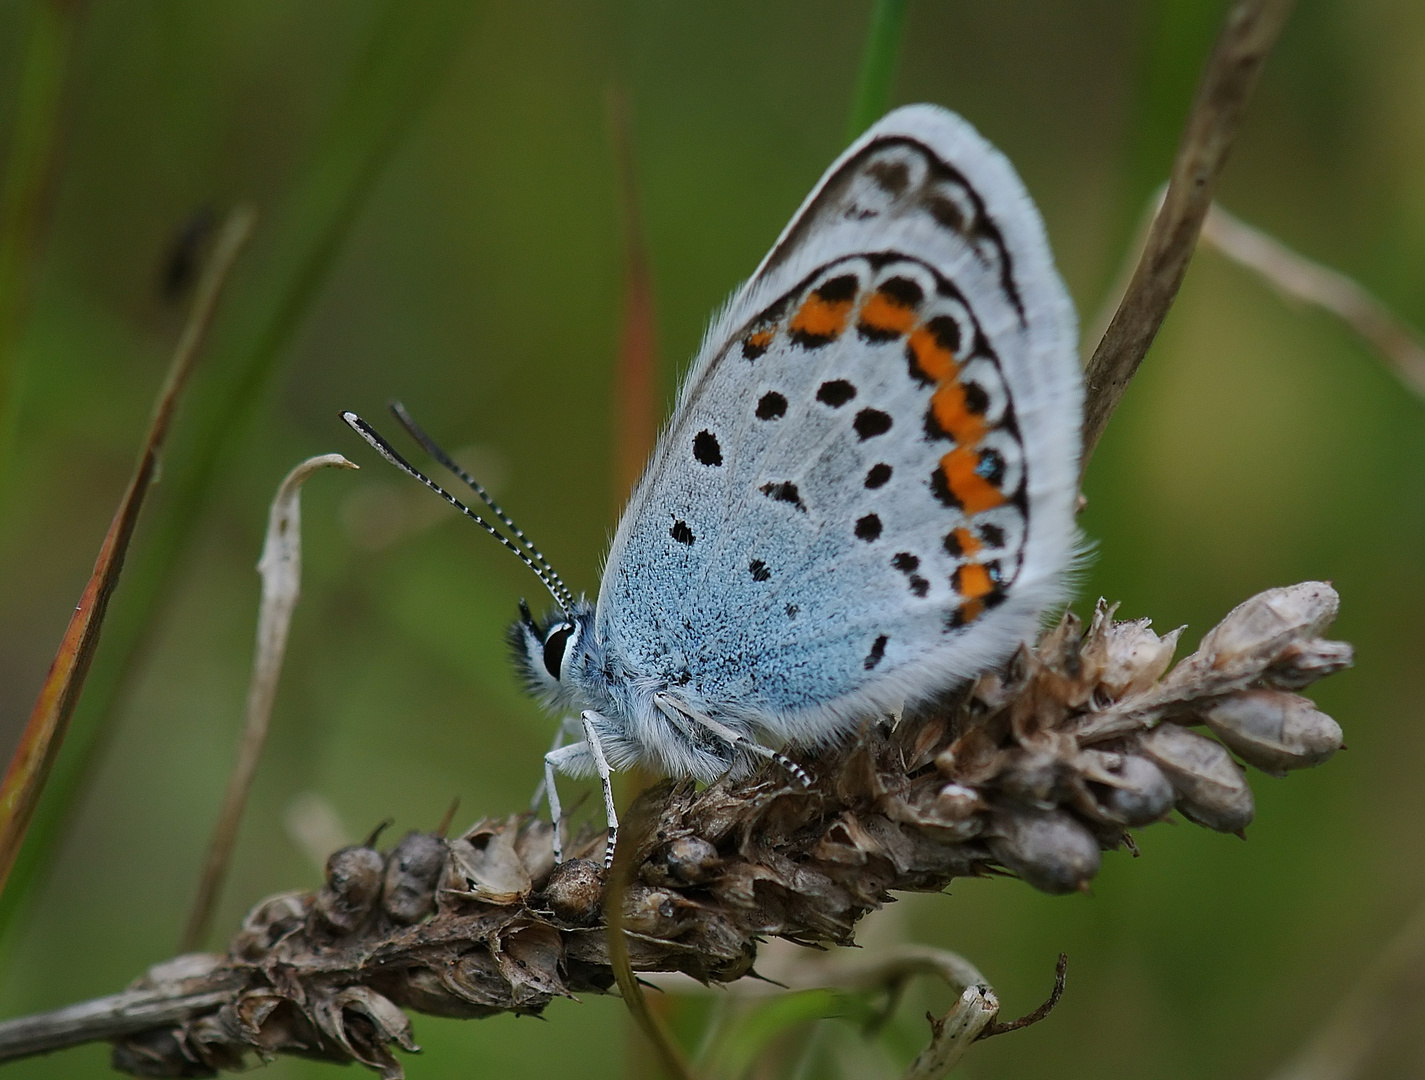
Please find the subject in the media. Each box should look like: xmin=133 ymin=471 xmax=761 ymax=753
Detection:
xmin=1201 ymin=690 xmax=1343 ymax=774
xmin=1100 ymin=619 xmax=1181 ymax=699
xmin=381 ymin=831 xmax=446 ymax=924
xmin=443 ymin=819 xmax=533 ymax=905
xmin=230 ymin=891 xmax=310 ymax=961
xmin=1196 ymin=581 xmax=1338 ymax=669
xmin=100 ymin=582 xmax=1356 ymax=1078
xmin=1034 ymin=612 xmax=1103 ymax=710
xmin=313 ymin=845 xmax=385 ymax=935
xmin=934 ymin=782 xmax=986 ymax=822
xmin=1139 ymin=725 xmax=1254 ymax=833
xmin=1262 ymin=639 xmax=1355 ymax=690
xmin=622 ymin=884 xmax=694 ymax=937
xmin=544 ymin=858 xmax=604 ymax=923
xmin=998 ymin=746 xmax=1067 ymax=807
xmin=642 ymin=836 xmax=720 ymax=887
xmin=1082 ymin=751 xmax=1175 ymax=826
xmin=988 ymin=807 xmax=1101 ymax=894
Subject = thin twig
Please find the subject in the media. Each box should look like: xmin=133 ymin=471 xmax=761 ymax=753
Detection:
xmin=1200 ymin=202 xmax=1425 ymax=399
xmin=0 ymin=206 xmax=255 ymax=899
xmin=1082 ymin=0 xmax=1295 ymax=471
xmin=180 ymin=452 xmax=357 ymax=952
xmin=977 ymin=953 xmax=1068 ymax=1039
xmin=0 ymin=975 xmax=241 ymax=1063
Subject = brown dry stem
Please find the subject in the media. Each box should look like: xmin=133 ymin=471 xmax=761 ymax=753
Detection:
xmin=1200 ymin=203 xmax=1425 ymax=400
xmin=180 ymin=454 xmax=358 ymax=953
xmin=1082 ymin=0 xmax=1295 ymax=469
xmin=0 ymin=582 xmax=1350 ymax=1077
xmin=0 ymin=206 xmax=255 ymax=897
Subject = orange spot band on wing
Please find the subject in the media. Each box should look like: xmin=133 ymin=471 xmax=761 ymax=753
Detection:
xmin=907 ymin=325 xmax=957 ymax=383
xmin=789 ymin=295 xmax=853 ymax=341
xmin=859 ymin=291 xmax=918 ymax=337
xmin=931 ymin=381 xmax=989 ymax=445
xmin=949 ymin=526 xmax=982 ymax=558
xmin=954 ymin=562 xmax=997 ymax=601
xmin=748 ymin=329 xmax=774 ymax=349
xmin=956 ymin=598 xmax=985 ymax=625
xmin=939 ymin=447 xmax=1006 ymax=515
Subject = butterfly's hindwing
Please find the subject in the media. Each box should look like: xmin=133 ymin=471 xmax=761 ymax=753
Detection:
xmin=598 ymin=105 xmax=1081 ymax=745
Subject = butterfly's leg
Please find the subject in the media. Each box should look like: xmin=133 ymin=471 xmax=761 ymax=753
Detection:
xmin=530 ymin=715 xmax=582 ymax=812
xmin=543 ymin=739 xmax=591 ymax=865
xmin=657 ymin=693 xmax=812 ymax=788
xmin=580 ymin=711 xmax=619 ymax=869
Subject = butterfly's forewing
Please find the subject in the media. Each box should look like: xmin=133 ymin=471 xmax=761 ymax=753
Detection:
xmin=598 ymin=105 xmax=1082 ymax=742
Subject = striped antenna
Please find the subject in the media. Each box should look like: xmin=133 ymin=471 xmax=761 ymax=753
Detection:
xmin=387 ymin=401 xmax=575 ymax=611
xmin=341 ymin=411 xmax=573 ymax=616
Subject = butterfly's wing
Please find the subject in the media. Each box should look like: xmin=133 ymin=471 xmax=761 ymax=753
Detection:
xmin=597 ymin=104 xmax=1082 ymax=743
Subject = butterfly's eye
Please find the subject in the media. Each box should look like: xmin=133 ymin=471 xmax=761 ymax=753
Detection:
xmin=542 ymin=622 xmax=577 ymax=680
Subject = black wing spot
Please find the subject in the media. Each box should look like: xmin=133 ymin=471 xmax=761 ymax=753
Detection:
xmin=748 ymin=559 xmax=771 ymax=582
xmin=760 ymin=481 xmax=806 ymax=511
xmin=924 ymin=192 xmax=969 ymax=233
xmin=670 ymin=520 xmax=695 ymax=546
xmin=693 ymin=430 xmax=722 ymax=466
xmin=963 ymin=380 xmax=990 ymax=416
xmin=923 ymin=407 xmax=950 ymax=444
xmin=815 ymin=274 xmax=859 ymax=302
xmin=785 ymin=603 xmax=799 ymax=618
xmin=924 ymin=314 xmax=961 ymax=355
xmin=943 ymin=530 xmax=964 ymax=557
xmin=879 ymin=276 xmax=924 ymax=307
xmin=854 ymin=408 xmax=893 ymax=440
xmin=756 ymin=391 xmax=787 ymax=420
xmin=864 ymin=463 xmax=892 ymax=489
xmin=892 ymin=552 xmax=919 ymax=573
xmin=855 ymin=513 xmax=882 ymax=542
xmin=867 ymin=158 xmax=910 ymax=195
xmin=931 ymin=467 xmax=958 ymax=508
xmin=816 ymin=379 xmax=857 ymax=408
xmin=979 ymin=522 xmax=1006 ymax=548
xmin=908 ymin=574 xmax=929 ymax=597
xmin=864 ymin=634 xmax=889 ymax=670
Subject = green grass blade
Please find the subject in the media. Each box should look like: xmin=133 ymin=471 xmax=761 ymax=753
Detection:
xmin=0 ymin=0 xmax=84 ymax=507
xmin=846 ymin=0 xmax=910 ymax=143
xmin=0 ymin=0 xmax=479 ymax=947
xmin=703 ymin=989 xmax=877 ymax=1078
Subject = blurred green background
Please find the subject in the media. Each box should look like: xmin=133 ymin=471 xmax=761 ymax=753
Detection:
xmin=0 ymin=1 xmax=1423 ymax=1077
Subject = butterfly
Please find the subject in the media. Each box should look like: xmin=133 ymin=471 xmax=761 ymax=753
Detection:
xmin=345 ymin=104 xmax=1083 ymax=865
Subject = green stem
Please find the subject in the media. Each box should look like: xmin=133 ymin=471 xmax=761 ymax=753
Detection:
xmin=0 ymin=0 xmax=84 ymax=509
xmin=846 ymin=0 xmax=910 ymax=143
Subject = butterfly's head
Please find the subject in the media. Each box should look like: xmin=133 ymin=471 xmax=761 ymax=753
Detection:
xmin=510 ymin=597 xmax=598 ymax=710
